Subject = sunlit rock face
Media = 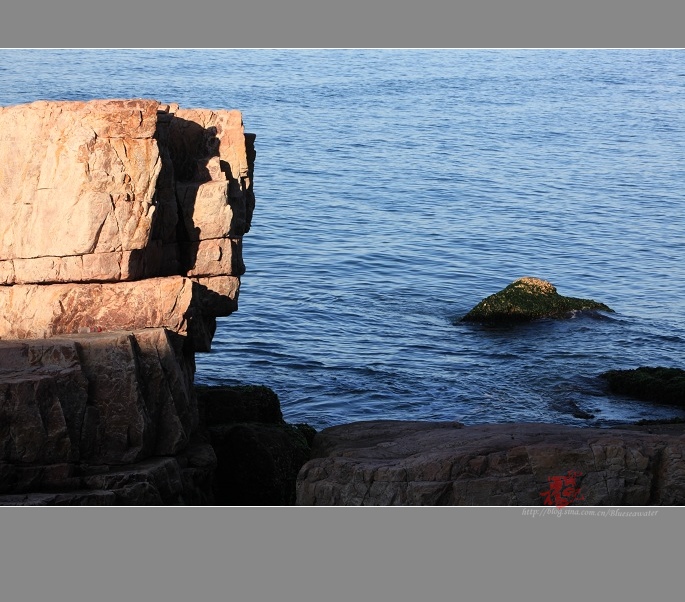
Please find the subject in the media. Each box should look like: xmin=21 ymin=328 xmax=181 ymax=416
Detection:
xmin=0 ymin=99 xmax=256 ymax=504
xmin=0 ymin=98 xmax=255 ymax=347
xmin=0 ymin=99 xmax=253 ymax=284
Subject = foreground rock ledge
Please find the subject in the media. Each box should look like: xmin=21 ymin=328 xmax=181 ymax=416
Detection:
xmin=461 ymin=277 xmax=613 ymax=322
xmin=296 ymin=421 xmax=685 ymax=505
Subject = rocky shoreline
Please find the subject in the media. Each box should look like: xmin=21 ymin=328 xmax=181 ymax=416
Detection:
xmin=8 ymin=371 xmax=685 ymax=506
xmin=1 ymin=98 xmax=683 ymax=506
xmin=294 ymin=366 xmax=685 ymax=506
xmin=0 ymin=380 xmax=316 ymax=505
xmin=296 ymin=419 xmax=685 ymax=506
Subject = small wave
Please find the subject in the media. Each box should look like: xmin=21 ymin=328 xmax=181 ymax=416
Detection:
xmin=567 ymin=309 xmax=618 ymax=321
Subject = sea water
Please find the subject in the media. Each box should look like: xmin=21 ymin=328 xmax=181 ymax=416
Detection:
xmin=2 ymin=49 xmax=684 ymax=429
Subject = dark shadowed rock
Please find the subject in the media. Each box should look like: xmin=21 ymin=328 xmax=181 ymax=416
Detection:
xmin=0 ymin=490 xmax=117 ymax=506
xmin=0 ymin=441 xmax=217 ymax=505
xmin=197 ymin=384 xmax=315 ymax=505
xmin=196 ymin=384 xmax=284 ymax=425
xmin=296 ymin=420 xmax=685 ymax=505
xmin=461 ymin=277 xmax=613 ymax=322
xmin=0 ymin=329 xmax=218 ymax=504
xmin=0 ymin=329 xmax=198 ymax=471
xmin=602 ymin=367 xmax=685 ymax=407
xmin=210 ymin=422 xmax=312 ymax=505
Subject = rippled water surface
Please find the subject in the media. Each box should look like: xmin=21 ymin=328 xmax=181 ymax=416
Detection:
xmin=2 ymin=49 xmax=684 ymax=429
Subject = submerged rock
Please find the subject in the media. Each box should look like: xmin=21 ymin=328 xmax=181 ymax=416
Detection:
xmin=602 ymin=367 xmax=685 ymax=407
xmin=461 ymin=277 xmax=613 ymax=322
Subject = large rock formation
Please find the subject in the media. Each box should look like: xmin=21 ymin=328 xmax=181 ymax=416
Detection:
xmin=0 ymin=99 xmax=256 ymax=504
xmin=0 ymin=99 xmax=253 ymax=285
xmin=0 ymin=99 xmax=255 ymax=350
xmin=296 ymin=421 xmax=685 ymax=505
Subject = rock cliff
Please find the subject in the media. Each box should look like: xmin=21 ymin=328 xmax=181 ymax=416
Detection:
xmin=0 ymin=99 xmax=256 ymax=504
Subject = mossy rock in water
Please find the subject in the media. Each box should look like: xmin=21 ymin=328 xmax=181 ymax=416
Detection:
xmin=602 ymin=367 xmax=685 ymax=407
xmin=461 ymin=277 xmax=613 ymax=322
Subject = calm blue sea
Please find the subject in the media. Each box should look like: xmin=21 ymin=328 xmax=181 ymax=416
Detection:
xmin=2 ymin=49 xmax=684 ymax=430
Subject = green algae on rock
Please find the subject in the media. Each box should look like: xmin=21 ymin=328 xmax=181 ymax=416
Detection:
xmin=602 ymin=367 xmax=685 ymax=407
xmin=461 ymin=277 xmax=614 ymax=322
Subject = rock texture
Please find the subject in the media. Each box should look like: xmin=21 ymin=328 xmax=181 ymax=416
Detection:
xmin=296 ymin=421 xmax=685 ymax=505
xmin=0 ymin=444 xmax=217 ymax=506
xmin=0 ymin=99 xmax=254 ymax=287
xmin=0 ymin=98 xmax=254 ymax=346
xmin=0 ymin=98 xmax=256 ymax=504
xmin=0 ymin=329 xmax=216 ymax=504
xmin=0 ymin=275 xmax=239 ymax=351
xmin=461 ymin=277 xmax=613 ymax=322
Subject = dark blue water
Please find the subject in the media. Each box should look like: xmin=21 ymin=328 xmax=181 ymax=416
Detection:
xmin=2 ymin=49 xmax=684 ymax=430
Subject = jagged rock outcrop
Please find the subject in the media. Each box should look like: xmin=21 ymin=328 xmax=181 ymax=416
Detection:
xmin=0 ymin=98 xmax=256 ymax=504
xmin=296 ymin=421 xmax=685 ymax=505
xmin=0 ymin=98 xmax=254 ymax=344
xmin=461 ymin=277 xmax=613 ymax=322
xmin=0 ymin=99 xmax=255 ymax=349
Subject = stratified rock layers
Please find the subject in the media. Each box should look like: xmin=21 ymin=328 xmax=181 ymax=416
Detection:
xmin=0 ymin=275 xmax=239 ymax=351
xmin=0 ymin=329 xmax=216 ymax=503
xmin=0 ymin=330 xmax=194 ymax=465
xmin=0 ymin=98 xmax=254 ymax=347
xmin=0 ymin=99 xmax=256 ymax=504
xmin=0 ymin=99 xmax=253 ymax=287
